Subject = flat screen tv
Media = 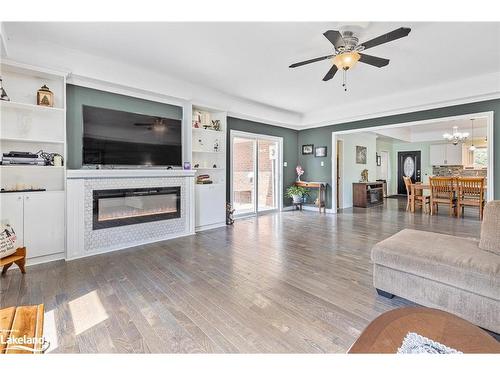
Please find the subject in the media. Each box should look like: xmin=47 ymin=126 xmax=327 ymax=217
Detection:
xmin=82 ymin=105 xmax=182 ymax=167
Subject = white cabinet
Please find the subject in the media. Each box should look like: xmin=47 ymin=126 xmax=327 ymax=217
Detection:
xmin=429 ymin=144 xmax=464 ymax=165
xmin=0 ymin=191 xmax=65 ymax=260
xmin=195 ymin=184 xmax=226 ymax=229
xmin=1 ymin=194 xmax=24 ymax=246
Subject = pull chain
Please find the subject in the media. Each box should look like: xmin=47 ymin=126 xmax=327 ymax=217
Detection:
xmin=342 ymin=69 xmax=348 ymax=92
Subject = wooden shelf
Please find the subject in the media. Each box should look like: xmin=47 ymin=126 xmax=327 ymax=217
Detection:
xmin=1 ymin=100 xmax=64 ymax=113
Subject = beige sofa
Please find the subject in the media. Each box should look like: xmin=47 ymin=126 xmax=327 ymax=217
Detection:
xmin=371 ymin=201 xmax=500 ymax=333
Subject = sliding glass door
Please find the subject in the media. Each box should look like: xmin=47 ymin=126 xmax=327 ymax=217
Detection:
xmin=231 ymin=131 xmax=282 ymax=216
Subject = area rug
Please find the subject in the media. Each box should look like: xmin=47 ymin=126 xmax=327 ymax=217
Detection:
xmin=397 ymin=332 xmax=462 ymax=354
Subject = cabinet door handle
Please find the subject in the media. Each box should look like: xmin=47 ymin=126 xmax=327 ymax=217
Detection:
xmin=18 ymin=196 xmax=22 ymax=200
xmin=25 ymin=196 xmax=30 ymax=200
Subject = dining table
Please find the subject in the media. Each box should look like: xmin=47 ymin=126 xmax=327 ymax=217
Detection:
xmin=410 ymin=183 xmax=486 ymax=213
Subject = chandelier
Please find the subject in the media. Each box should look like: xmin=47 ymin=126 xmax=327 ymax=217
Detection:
xmin=443 ymin=126 xmax=469 ymax=145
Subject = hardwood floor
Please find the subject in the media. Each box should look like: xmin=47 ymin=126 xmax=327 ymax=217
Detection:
xmin=0 ymin=198 xmax=483 ymax=353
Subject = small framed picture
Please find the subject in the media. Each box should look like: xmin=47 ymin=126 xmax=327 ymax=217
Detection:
xmin=302 ymin=144 xmax=314 ymax=155
xmin=183 ymin=161 xmax=191 ymax=170
xmin=315 ymin=146 xmax=327 ymax=157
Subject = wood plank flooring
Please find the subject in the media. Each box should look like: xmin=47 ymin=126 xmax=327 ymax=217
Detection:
xmin=0 ymin=198 xmax=484 ymax=353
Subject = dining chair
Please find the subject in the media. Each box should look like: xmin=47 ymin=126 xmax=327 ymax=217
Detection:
xmin=429 ymin=177 xmax=456 ymax=216
xmin=457 ymin=177 xmax=486 ymax=220
xmin=403 ymin=176 xmax=430 ymax=213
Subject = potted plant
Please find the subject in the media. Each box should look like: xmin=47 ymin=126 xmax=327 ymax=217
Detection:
xmin=286 ymin=185 xmax=309 ymax=204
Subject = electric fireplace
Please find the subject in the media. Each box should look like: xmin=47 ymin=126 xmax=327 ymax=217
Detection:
xmin=92 ymin=186 xmax=181 ymax=230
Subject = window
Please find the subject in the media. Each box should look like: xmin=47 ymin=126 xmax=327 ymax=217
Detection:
xmin=473 ymin=148 xmax=487 ymax=167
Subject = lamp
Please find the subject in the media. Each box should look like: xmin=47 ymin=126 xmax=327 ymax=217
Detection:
xmin=468 ymin=119 xmax=476 ymax=151
xmin=333 ymin=51 xmax=361 ymax=70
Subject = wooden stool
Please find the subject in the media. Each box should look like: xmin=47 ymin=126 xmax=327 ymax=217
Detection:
xmin=1 ymin=247 xmax=26 ymax=275
xmin=0 ymin=304 xmax=45 ymax=354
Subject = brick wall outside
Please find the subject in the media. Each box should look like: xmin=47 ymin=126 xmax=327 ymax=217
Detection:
xmin=233 ymin=139 xmax=276 ymax=208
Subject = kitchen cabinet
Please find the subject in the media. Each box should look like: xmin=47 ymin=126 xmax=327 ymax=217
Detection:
xmin=0 ymin=191 xmax=65 ymax=259
xmin=430 ymin=144 xmax=464 ymax=165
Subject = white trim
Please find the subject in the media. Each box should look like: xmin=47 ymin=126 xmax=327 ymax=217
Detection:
xmin=331 ymin=111 xmax=494 ymax=213
xmin=67 ymin=169 xmax=196 ymax=179
xmin=230 ymin=130 xmax=284 ymax=217
xmin=195 ymin=222 xmax=226 ymax=232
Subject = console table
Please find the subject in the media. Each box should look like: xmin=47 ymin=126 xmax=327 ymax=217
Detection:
xmin=294 ymin=181 xmax=327 ymax=213
xmin=353 ymin=182 xmax=384 ymax=208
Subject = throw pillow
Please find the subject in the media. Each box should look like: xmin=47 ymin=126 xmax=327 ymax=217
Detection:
xmin=0 ymin=223 xmax=18 ymax=259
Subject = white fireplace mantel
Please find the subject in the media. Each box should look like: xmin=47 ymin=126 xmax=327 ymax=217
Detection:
xmin=67 ymin=169 xmax=197 ymax=179
xmin=66 ymin=169 xmax=196 ymax=261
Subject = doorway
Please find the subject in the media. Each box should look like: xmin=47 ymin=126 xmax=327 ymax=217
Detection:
xmin=230 ymin=131 xmax=283 ymax=217
xmin=397 ymin=151 xmax=421 ymax=194
xmin=336 ymin=139 xmax=343 ymax=210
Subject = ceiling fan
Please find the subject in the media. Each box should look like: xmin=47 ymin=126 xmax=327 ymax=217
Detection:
xmin=289 ymin=27 xmax=411 ymax=91
xmin=134 ymin=117 xmax=167 ymax=131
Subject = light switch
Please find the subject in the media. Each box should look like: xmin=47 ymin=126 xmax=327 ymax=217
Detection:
xmin=283 ymin=161 xmax=288 ymax=167
xmin=320 ymin=161 xmax=325 ymax=167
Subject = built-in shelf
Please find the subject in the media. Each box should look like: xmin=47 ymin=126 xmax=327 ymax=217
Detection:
xmin=1 ymin=137 xmax=65 ymax=144
xmin=0 ymin=100 xmax=65 ymax=113
xmin=195 ymin=183 xmax=225 ymax=187
xmin=192 ymin=150 xmax=224 ymax=154
xmin=194 ymin=168 xmax=225 ymax=170
xmin=0 ymin=165 xmax=65 ymax=169
xmin=192 ymin=127 xmax=224 ymax=134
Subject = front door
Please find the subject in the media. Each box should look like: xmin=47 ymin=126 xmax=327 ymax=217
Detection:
xmin=397 ymin=151 xmax=421 ymax=194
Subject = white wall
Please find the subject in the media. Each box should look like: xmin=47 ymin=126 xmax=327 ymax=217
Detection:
xmin=339 ymin=132 xmax=378 ymax=208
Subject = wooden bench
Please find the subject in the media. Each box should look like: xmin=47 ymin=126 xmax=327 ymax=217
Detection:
xmin=0 ymin=304 xmax=45 ymax=354
xmin=1 ymin=247 xmax=26 ymax=275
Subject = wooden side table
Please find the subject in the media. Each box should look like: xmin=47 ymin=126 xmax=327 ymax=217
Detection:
xmin=294 ymin=181 xmax=327 ymax=213
xmin=1 ymin=247 xmax=26 ymax=275
xmin=348 ymin=307 xmax=500 ymax=353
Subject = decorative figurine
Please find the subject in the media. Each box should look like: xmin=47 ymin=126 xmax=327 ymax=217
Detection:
xmin=296 ymin=165 xmax=304 ymax=182
xmin=212 ymin=164 xmax=217 ymax=169
xmin=194 ymin=163 xmax=200 ymax=168
xmin=37 ymin=85 xmax=54 ymax=107
xmin=226 ymin=203 xmax=235 ymax=225
xmin=360 ymin=169 xmax=369 ymax=182
xmin=213 ymin=139 xmax=220 ymax=152
xmin=0 ymin=78 xmax=10 ymax=101
xmin=212 ymin=120 xmax=221 ymax=131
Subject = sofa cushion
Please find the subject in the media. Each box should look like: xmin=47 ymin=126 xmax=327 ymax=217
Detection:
xmin=371 ymin=229 xmax=500 ymax=300
xmin=479 ymin=200 xmax=500 ymax=256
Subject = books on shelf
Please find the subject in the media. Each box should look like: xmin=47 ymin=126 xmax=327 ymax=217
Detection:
xmin=196 ymin=174 xmax=213 ymax=184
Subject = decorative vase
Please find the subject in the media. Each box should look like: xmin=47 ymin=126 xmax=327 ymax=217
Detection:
xmin=292 ymin=195 xmax=302 ymax=204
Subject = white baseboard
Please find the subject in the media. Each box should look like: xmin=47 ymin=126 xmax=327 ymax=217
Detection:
xmin=195 ymin=222 xmax=226 ymax=232
xmin=4 ymin=252 xmax=65 ymax=273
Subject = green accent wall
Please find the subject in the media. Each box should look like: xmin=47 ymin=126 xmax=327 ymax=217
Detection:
xmin=226 ymin=117 xmax=298 ymax=206
xmin=66 ymin=84 xmax=182 ymax=169
xmin=298 ymin=99 xmax=500 ymax=208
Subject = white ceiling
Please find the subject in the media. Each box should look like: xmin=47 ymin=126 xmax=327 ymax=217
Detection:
xmin=3 ymin=22 xmax=500 ymax=128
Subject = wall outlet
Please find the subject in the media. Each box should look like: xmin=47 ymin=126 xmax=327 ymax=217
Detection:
xmin=320 ymin=161 xmax=324 ymax=167
xmin=283 ymin=161 xmax=288 ymax=167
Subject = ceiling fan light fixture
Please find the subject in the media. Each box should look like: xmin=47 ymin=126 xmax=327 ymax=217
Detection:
xmin=333 ymin=51 xmax=360 ymax=70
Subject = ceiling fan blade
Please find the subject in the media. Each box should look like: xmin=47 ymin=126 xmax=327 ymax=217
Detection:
xmin=359 ymin=53 xmax=390 ymax=67
xmin=360 ymin=27 xmax=411 ymax=50
xmin=323 ymin=30 xmax=345 ymax=48
xmin=322 ymin=65 xmax=338 ymax=81
xmin=289 ymin=55 xmax=333 ymax=68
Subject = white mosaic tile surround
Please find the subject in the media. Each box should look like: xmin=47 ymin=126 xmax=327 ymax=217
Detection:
xmin=83 ymin=177 xmax=187 ymax=253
